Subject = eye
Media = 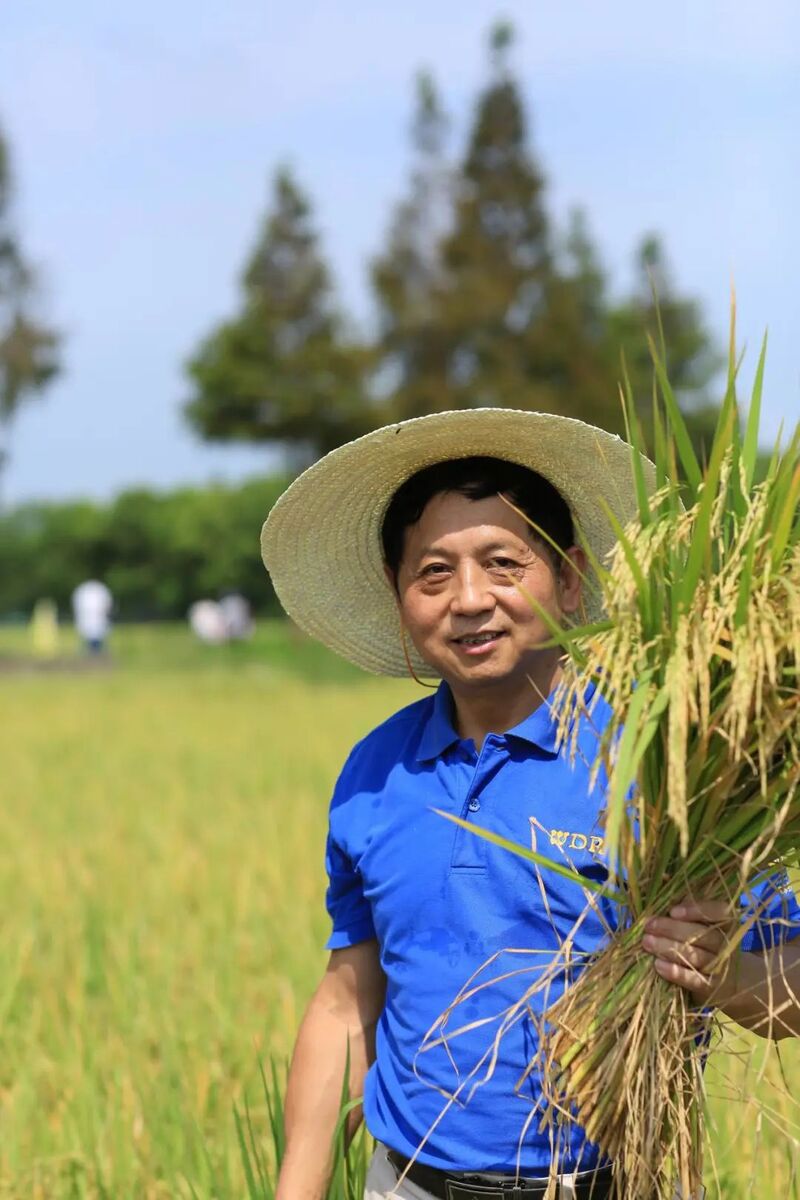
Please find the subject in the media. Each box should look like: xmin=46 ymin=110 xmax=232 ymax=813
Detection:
xmin=488 ymin=557 xmax=520 ymax=571
xmin=420 ymin=562 xmax=450 ymax=578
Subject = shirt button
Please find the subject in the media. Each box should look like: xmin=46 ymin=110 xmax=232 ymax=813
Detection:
xmin=468 ymin=798 xmax=480 ymax=812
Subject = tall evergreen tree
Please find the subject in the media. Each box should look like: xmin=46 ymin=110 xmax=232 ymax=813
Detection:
xmin=370 ymin=24 xmax=716 ymax=440
xmin=0 ymin=124 xmax=61 ymax=489
xmin=433 ymin=21 xmax=555 ymax=412
xmin=408 ymin=23 xmax=624 ymax=429
xmin=186 ymin=25 xmax=717 ymax=465
xmin=184 ymin=168 xmax=366 ymax=463
xmin=370 ymin=71 xmax=453 ymax=418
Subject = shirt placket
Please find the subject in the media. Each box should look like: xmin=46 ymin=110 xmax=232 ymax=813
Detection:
xmin=449 ymin=735 xmax=508 ymax=873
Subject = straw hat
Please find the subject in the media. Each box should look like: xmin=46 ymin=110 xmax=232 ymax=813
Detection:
xmin=261 ymin=408 xmax=655 ymax=678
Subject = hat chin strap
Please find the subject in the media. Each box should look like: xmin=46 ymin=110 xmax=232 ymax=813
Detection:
xmin=399 ymin=619 xmax=438 ymax=689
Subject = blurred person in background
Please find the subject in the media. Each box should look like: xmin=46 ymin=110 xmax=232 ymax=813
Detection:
xmin=219 ymin=591 xmax=254 ymax=641
xmin=188 ymin=598 xmax=229 ymax=645
xmin=71 ymin=579 xmax=113 ymax=654
xmin=29 ymin=597 xmax=60 ymax=659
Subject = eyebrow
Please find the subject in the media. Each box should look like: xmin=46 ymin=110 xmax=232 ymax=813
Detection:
xmin=415 ymin=540 xmax=523 ymax=560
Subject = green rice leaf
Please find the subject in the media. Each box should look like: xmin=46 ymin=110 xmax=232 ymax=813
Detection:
xmin=536 ymin=619 xmax=614 ymax=651
xmin=647 ymin=334 xmax=702 ymax=497
xmin=619 ymin=360 xmax=654 ymax=526
xmin=603 ymin=677 xmax=655 ymax=867
xmin=433 ymin=809 xmax=626 ymax=902
xmin=677 ymin=400 xmax=735 ymax=615
xmin=572 ymin=515 xmax=612 ymax=607
xmin=742 ymin=332 xmax=767 ymax=489
xmin=761 ymin=418 xmax=786 ymax=488
xmin=233 ymin=1105 xmax=262 ymax=1200
xmin=771 ymin=462 xmax=800 ymax=570
xmin=262 ymin=1058 xmax=286 ymax=1171
xmin=727 ymin=286 xmax=738 ymax=398
xmin=648 ymin=271 xmax=669 ymax=363
xmin=651 ymin=384 xmax=669 ymax=493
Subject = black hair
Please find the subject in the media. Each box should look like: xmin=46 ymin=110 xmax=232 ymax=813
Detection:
xmin=380 ymin=456 xmax=575 ymax=581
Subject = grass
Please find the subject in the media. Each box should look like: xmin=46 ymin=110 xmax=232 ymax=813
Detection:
xmin=0 ymin=621 xmax=411 ymax=1198
xmin=0 ymin=622 xmax=798 ymax=1196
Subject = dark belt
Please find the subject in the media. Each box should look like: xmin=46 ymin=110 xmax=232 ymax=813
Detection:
xmin=386 ymin=1148 xmax=616 ymax=1199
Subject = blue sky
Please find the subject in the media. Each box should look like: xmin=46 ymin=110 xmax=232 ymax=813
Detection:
xmin=2 ymin=0 xmax=798 ymax=504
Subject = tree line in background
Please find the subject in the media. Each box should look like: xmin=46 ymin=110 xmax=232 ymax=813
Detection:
xmin=0 ymin=22 xmax=726 ymax=620
xmin=0 ymin=477 xmax=288 ymax=620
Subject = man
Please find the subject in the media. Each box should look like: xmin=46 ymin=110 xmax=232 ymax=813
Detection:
xmin=261 ymin=409 xmax=800 ymax=1200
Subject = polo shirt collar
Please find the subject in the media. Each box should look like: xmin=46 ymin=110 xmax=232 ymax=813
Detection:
xmin=416 ymin=682 xmax=561 ymax=762
xmin=505 ymin=691 xmax=560 ymax=757
xmin=416 ymin=683 xmax=461 ymax=762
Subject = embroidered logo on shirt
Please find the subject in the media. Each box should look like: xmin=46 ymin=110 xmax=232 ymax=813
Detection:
xmin=530 ymin=817 xmax=605 ymax=856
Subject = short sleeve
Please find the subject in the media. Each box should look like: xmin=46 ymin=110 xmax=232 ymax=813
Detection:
xmin=324 ymin=828 xmax=376 ymax=950
xmin=739 ymin=868 xmax=800 ymax=953
xmin=323 ymin=745 xmax=377 ymax=951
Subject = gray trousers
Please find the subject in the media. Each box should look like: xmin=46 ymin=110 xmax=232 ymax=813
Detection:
xmin=364 ymin=1147 xmax=435 ymax=1198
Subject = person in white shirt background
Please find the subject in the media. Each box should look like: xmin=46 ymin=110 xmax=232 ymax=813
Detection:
xmin=71 ymin=579 xmax=113 ymax=654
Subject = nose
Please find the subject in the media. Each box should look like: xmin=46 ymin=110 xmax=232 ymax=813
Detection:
xmin=450 ymin=561 xmax=493 ymax=617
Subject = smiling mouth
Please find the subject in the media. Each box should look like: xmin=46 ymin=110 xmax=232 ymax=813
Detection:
xmin=452 ymin=631 xmax=507 ymax=646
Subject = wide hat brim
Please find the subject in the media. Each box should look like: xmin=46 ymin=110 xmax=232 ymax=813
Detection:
xmin=261 ymin=408 xmax=655 ymax=678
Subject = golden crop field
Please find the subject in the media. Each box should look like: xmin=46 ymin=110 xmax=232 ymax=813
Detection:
xmin=1 ymin=623 xmax=798 ymax=1198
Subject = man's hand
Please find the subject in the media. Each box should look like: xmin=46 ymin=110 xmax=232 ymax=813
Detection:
xmin=642 ymin=897 xmax=800 ymax=1038
xmin=641 ymin=898 xmax=737 ymax=1004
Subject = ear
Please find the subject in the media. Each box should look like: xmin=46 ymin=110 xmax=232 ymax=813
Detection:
xmin=558 ymin=546 xmax=587 ymax=615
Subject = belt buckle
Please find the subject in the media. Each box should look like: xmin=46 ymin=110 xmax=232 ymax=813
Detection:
xmin=444 ymin=1182 xmax=516 ymax=1200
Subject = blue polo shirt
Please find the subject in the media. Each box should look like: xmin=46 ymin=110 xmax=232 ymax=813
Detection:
xmin=325 ymin=682 xmax=800 ymax=1174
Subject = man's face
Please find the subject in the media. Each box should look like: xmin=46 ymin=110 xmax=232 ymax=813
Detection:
xmin=392 ymin=491 xmax=584 ymax=697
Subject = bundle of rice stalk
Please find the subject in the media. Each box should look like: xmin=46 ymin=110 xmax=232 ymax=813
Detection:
xmin=442 ymin=308 xmax=800 ymax=1198
xmin=543 ymin=314 xmax=800 ymax=1198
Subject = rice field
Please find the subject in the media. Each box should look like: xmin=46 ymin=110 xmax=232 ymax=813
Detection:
xmin=0 ymin=623 xmax=798 ymax=1198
